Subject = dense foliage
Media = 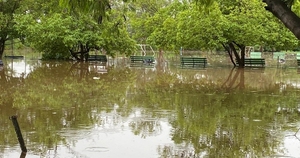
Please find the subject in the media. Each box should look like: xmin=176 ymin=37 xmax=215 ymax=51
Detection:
xmin=0 ymin=0 xmax=21 ymax=59
xmin=13 ymin=0 xmax=136 ymax=60
xmin=1 ymin=0 xmax=300 ymax=60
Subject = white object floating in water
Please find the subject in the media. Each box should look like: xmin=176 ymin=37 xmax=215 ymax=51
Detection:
xmin=93 ymin=77 xmax=100 ymax=80
xmin=252 ymin=119 xmax=262 ymax=122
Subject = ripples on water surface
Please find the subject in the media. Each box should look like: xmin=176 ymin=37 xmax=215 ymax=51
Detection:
xmin=1 ymin=59 xmax=300 ymax=157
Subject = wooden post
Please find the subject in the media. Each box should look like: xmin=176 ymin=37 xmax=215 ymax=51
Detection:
xmin=20 ymin=151 xmax=27 ymax=158
xmin=9 ymin=115 xmax=27 ymax=153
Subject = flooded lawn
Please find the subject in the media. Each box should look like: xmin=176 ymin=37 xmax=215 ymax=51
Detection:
xmin=1 ymin=58 xmax=300 ymax=157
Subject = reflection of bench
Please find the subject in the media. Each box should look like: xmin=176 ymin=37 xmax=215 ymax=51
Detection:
xmin=130 ymin=56 xmax=155 ymax=63
xmin=88 ymin=55 xmax=107 ymax=62
xmin=89 ymin=63 xmax=108 ymax=74
xmin=236 ymin=58 xmax=265 ymax=67
xmin=180 ymin=57 xmax=207 ymax=68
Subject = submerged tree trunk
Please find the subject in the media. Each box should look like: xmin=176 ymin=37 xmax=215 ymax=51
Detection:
xmin=222 ymin=42 xmax=245 ymax=67
xmin=231 ymin=42 xmax=245 ymax=66
xmin=69 ymin=43 xmax=90 ymax=61
xmin=222 ymin=43 xmax=236 ymax=67
xmin=263 ymin=0 xmax=300 ymax=40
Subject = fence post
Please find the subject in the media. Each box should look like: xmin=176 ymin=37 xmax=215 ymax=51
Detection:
xmin=9 ymin=115 xmax=27 ymax=153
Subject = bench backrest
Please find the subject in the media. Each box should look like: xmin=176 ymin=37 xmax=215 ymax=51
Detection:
xmin=143 ymin=56 xmax=154 ymax=60
xmin=236 ymin=58 xmax=265 ymax=62
xmin=130 ymin=56 xmax=155 ymax=63
xmin=244 ymin=58 xmax=265 ymax=62
xmin=88 ymin=55 xmax=107 ymax=62
xmin=250 ymin=52 xmax=262 ymax=58
xmin=181 ymin=57 xmax=206 ymax=59
xmin=130 ymin=56 xmax=154 ymax=59
xmin=236 ymin=58 xmax=265 ymax=67
xmin=130 ymin=56 xmax=144 ymax=60
xmin=273 ymin=52 xmax=285 ymax=59
xmin=181 ymin=57 xmax=207 ymax=62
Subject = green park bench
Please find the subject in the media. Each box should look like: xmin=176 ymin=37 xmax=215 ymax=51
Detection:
xmin=236 ymin=58 xmax=265 ymax=67
xmin=130 ymin=56 xmax=144 ymax=62
xmin=180 ymin=57 xmax=207 ymax=68
xmin=297 ymin=53 xmax=300 ymax=66
xmin=129 ymin=56 xmax=155 ymax=68
xmin=4 ymin=55 xmax=24 ymax=59
xmin=130 ymin=56 xmax=155 ymax=63
xmin=88 ymin=55 xmax=107 ymax=62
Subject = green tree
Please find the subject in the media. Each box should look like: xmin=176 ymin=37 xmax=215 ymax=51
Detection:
xmin=14 ymin=0 xmax=136 ymax=60
xmin=194 ymin=0 xmax=300 ymax=41
xmin=0 ymin=0 xmax=21 ymax=59
xmin=176 ymin=3 xmax=226 ymax=50
xmin=147 ymin=1 xmax=189 ymax=50
xmin=128 ymin=0 xmax=298 ymax=67
xmin=126 ymin=0 xmax=173 ymax=44
xmin=218 ymin=0 xmax=297 ymax=66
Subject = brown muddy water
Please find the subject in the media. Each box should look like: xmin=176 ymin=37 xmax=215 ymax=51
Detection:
xmin=1 ymin=57 xmax=300 ymax=158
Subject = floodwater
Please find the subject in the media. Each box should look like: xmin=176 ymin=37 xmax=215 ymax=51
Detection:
xmin=1 ymin=57 xmax=300 ymax=158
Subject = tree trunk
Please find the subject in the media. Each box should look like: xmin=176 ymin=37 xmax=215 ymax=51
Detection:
xmin=223 ymin=42 xmax=246 ymax=67
xmin=0 ymin=38 xmax=5 ymax=60
xmin=230 ymin=42 xmax=245 ymax=67
xmin=263 ymin=0 xmax=300 ymax=40
xmin=223 ymin=43 xmax=236 ymax=67
xmin=69 ymin=43 xmax=90 ymax=61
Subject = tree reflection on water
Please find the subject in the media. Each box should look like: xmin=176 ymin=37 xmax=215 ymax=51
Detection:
xmin=1 ymin=60 xmax=300 ymax=157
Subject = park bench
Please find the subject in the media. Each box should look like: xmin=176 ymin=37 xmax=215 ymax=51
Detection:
xmin=297 ymin=53 xmax=300 ymax=67
xmin=129 ymin=56 xmax=155 ymax=68
xmin=130 ymin=56 xmax=155 ymax=63
xmin=4 ymin=55 xmax=24 ymax=59
xmin=88 ymin=55 xmax=107 ymax=62
xmin=180 ymin=57 xmax=207 ymax=68
xmin=236 ymin=58 xmax=265 ymax=67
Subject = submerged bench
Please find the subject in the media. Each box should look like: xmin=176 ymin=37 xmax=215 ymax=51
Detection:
xmin=4 ymin=55 xmax=24 ymax=59
xmin=180 ymin=57 xmax=207 ymax=68
xmin=130 ymin=56 xmax=155 ymax=63
xmin=88 ymin=55 xmax=107 ymax=62
xmin=236 ymin=58 xmax=265 ymax=67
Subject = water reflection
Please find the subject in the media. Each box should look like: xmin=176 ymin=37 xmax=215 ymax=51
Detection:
xmin=1 ymin=59 xmax=300 ymax=157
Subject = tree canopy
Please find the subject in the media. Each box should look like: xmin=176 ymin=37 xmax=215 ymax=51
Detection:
xmin=3 ymin=0 xmax=300 ymax=61
xmin=13 ymin=0 xmax=136 ymax=60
